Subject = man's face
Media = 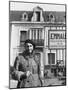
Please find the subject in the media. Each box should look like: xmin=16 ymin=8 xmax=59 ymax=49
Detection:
xmin=25 ymin=43 xmax=34 ymax=53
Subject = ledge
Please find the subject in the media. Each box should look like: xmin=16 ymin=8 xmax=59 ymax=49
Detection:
xmin=9 ymin=21 xmax=66 ymax=26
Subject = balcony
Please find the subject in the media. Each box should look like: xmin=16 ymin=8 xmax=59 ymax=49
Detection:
xmin=20 ymin=39 xmax=44 ymax=49
xmin=31 ymin=39 xmax=44 ymax=46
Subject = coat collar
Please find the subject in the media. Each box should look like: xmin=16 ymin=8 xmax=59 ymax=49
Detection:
xmin=22 ymin=50 xmax=35 ymax=59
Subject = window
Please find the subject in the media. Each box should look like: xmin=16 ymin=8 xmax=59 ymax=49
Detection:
xmin=48 ymin=53 xmax=55 ymax=64
xmin=30 ymin=29 xmax=33 ymax=39
xmin=37 ymin=29 xmax=39 ymax=40
xmin=21 ymin=12 xmax=28 ymax=21
xmin=36 ymin=12 xmax=40 ymax=21
xmin=24 ymin=14 xmax=26 ymax=19
xmin=40 ymin=30 xmax=42 ymax=40
xmin=20 ymin=31 xmax=27 ymax=42
xmin=30 ymin=28 xmax=42 ymax=40
xmin=34 ymin=30 xmax=36 ymax=39
xmin=49 ymin=13 xmax=55 ymax=22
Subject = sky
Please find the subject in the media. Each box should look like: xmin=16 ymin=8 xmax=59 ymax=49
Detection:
xmin=10 ymin=1 xmax=65 ymax=11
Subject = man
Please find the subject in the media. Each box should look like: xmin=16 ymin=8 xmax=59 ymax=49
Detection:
xmin=13 ymin=39 xmax=42 ymax=88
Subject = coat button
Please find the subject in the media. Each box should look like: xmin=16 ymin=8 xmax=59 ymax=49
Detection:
xmin=27 ymin=80 xmax=29 ymax=82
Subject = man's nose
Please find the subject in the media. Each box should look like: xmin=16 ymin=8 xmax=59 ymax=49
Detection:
xmin=28 ymin=47 xmax=31 ymax=49
xmin=28 ymin=46 xmax=30 ymax=49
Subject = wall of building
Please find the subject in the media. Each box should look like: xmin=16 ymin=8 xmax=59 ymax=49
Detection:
xmin=10 ymin=24 xmax=20 ymax=66
xmin=10 ymin=23 xmax=44 ymax=66
xmin=44 ymin=26 xmax=66 ymax=66
xmin=10 ymin=23 xmax=66 ymax=67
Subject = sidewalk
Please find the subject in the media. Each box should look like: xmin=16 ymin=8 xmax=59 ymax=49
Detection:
xmin=43 ymin=76 xmax=66 ymax=86
xmin=10 ymin=75 xmax=66 ymax=88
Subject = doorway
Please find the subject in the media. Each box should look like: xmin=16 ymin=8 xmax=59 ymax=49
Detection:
xmin=48 ymin=53 xmax=55 ymax=65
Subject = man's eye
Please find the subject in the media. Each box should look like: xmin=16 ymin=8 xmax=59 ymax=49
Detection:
xmin=30 ymin=45 xmax=32 ymax=47
xmin=27 ymin=45 xmax=32 ymax=47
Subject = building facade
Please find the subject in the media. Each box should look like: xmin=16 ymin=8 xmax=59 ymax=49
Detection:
xmin=10 ymin=6 xmax=66 ymax=74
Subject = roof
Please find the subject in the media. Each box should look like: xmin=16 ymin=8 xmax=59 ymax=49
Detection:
xmin=33 ymin=6 xmax=43 ymax=11
xmin=9 ymin=11 xmax=65 ymax=23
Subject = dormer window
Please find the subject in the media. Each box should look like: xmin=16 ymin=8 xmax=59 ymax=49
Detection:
xmin=36 ymin=11 xmax=40 ymax=21
xmin=31 ymin=6 xmax=44 ymax=22
xmin=24 ymin=14 xmax=26 ymax=19
xmin=21 ymin=12 xmax=28 ymax=21
xmin=49 ymin=13 xmax=55 ymax=23
xmin=50 ymin=14 xmax=53 ymax=18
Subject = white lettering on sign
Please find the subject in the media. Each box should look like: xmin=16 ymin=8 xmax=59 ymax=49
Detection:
xmin=50 ymin=33 xmax=65 ymax=39
xmin=49 ymin=30 xmax=66 ymax=49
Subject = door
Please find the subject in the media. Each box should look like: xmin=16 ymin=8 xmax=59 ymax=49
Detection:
xmin=48 ymin=53 xmax=55 ymax=65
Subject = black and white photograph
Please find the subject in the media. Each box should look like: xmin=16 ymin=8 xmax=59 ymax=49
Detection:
xmin=9 ymin=1 xmax=66 ymax=88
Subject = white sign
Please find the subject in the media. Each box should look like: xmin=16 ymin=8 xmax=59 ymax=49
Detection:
xmin=49 ymin=30 xmax=66 ymax=49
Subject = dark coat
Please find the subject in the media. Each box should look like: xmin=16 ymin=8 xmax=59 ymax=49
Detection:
xmin=13 ymin=51 xmax=42 ymax=88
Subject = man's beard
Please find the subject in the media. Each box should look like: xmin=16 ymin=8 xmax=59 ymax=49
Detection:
xmin=26 ymin=49 xmax=33 ymax=55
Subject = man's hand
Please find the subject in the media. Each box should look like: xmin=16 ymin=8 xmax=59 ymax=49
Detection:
xmin=18 ymin=71 xmax=25 ymax=80
xmin=26 ymin=71 xmax=32 ymax=77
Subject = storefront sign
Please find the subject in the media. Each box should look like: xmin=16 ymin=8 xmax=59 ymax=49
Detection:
xmin=49 ymin=30 xmax=66 ymax=49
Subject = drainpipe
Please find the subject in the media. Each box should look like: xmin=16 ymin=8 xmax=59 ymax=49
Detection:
xmin=40 ymin=52 xmax=44 ymax=86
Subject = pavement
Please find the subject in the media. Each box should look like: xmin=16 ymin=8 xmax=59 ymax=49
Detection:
xmin=43 ymin=77 xmax=65 ymax=86
xmin=10 ymin=76 xmax=66 ymax=88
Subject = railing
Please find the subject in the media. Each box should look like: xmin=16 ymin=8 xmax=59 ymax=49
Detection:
xmin=31 ymin=39 xmax=44 ymax=46
xmin=20 ymin=39 xmax=44 ymax=46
